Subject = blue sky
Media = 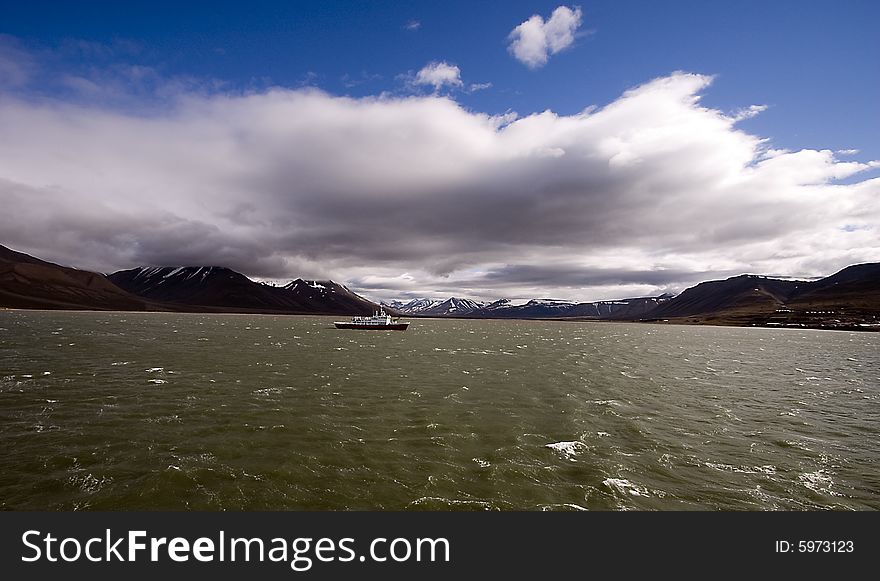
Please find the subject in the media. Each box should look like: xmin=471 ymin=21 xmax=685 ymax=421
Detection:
xmin=5 ymin=0 xmax=877 ymax=157
xmin=1 ymin=1 xmax=878 ymax=301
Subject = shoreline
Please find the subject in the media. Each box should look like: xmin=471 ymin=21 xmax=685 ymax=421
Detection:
xmin=4 ymin=306 xmax=876 ymax=333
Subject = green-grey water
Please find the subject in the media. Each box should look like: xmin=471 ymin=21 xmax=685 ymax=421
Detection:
xmin=1 ymin=310 xmax=878 ymax=510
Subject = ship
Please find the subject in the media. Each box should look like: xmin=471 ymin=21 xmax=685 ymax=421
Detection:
xmin=334 ymin=309 xmax=409 ymax=330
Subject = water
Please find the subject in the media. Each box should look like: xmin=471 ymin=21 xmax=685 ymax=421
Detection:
xmin=1 ymin=310 xmax=878 ymax=510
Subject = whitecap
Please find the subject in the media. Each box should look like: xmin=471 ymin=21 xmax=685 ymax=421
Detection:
xmin=705 ymin=462 xmax=776 ymax=475
xmin=408 ymin=497 xmax=498 ymax=510
xmin=539 ymin=503 xmax=588 ymax=511
xmin=800 ymin=470 xmax=835 ymax=494
xmin=603 ymin=478 xmax=650 ymax=497
xmin=545 ymin=441 xmax=585 ymax=460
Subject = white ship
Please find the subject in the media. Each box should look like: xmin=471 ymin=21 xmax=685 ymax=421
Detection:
xmin=334 ymin=309 xmax=409 ymax=330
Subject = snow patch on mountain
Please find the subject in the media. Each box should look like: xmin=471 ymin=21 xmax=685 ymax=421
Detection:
xmin=382 ymin=298 xmax=443 ymax=314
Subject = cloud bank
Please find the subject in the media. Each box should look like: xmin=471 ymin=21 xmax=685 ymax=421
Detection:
xmin=0 ymin=68 xmax=878 ymax=302
xmin=508 ymin=6 xmax=583 ymax=69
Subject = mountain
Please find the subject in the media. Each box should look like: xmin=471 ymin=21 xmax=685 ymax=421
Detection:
xmin=108 ymin=267 xmax=380 ymax=314
xmin=474 ymin=298 xmax=577 ymax=318
xmin=381 ymin=262 xmax=878 ymax=330
xmin=643 ymin=275 xmax=799 ymax=320
xmin=382 ymin=297 xmax=442 ymax=314
xmin=3 ymin=243 xmax=877 ymax=329
xmin=109 ymin=266 xmax=303 ymax=312
xmin=469 ymin=295 xmax=672 ymax=319
xmin=383 ymin=294 xmax=674 ymax=319
xmin=419 ymin=297 xmax=485 ymax=316
xmin=384 ymin=297 xmax=485 ymax=316
xmin=0 ymin=244 xmax=382 ymax=315
xmin=594 ymin=295 xmax=676 ymax=319
xmin=481 ymin=298 xmax=513 ymax=311
xmin=789 ymin=263 xmax=880 ymax=308
xmin=0 ymin=245 xmax=151 ymax=311
xmin=639 ymin=264 xmax=880 ymax=328
xmin=282 ymin=279 xmax=381 ymax=314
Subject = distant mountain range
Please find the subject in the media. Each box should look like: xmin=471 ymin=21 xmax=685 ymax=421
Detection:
xmin=381 ymin=264 xmax=880 ymax=330
xmin=2 ymin=243 xmax=878 ymax=330
xmin=383 ymin=294 xmax=675 ymax=320
xmin=384 ymin=297 xmax=486 ymax=316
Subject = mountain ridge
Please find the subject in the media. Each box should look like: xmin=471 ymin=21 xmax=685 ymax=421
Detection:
xmin=0 ymin=245 xmax=152 ymax=311
xmin=377 ymin=266 xmax=879 ymax=329
xmin=1 ymin=244 xmax=877 ymax=330
xmin=0 ymin=245 xmax=381 ymax=315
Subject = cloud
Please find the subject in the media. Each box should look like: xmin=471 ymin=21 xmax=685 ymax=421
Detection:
xmin=732 ymin=104 xmax=768 ymax=121
xmin=1 ymin=65 xmax=878 ymax=303
xmin=0 ymin=34 xmax=36 ymax=88
xmin=404 ymin=20 xmax=421 ymax=31
xmin=341 ymin=71 xmax=383 ymax=89
xmin=413 ymin=61 xmax=463 ymax=91
xmin=508 ymin=5 xmax=583 ymax=69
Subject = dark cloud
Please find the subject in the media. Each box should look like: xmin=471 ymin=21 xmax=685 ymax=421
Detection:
xmin=479 ymin=265 xmax=720 ymax=288
xmin=1 ymin=53 xmax=878 ymax=302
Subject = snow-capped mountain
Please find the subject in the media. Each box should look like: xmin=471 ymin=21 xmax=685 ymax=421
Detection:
xmin=419 ymin=297 xmax=486 ymax=316
xmin=6 ymin=243 xmax=879 ymax=328
xmin=282 ymin=279 xmax=380 ymax=313
xmin=382 ymin=297 xmax=443 ymax=314
xmin=524 ymin=299 xmax=576 ymax=309
xmin=481 ymin=298 xmax=512 ymax=311
xmin=108 ymin=267 xmax=379 ymax=314
xmin=381 ymin=293 xmax=675 ymax=319
xmin=475 ymin=296 xmax=673 ymax=319
xmin=473 ymin=298 xmax=582 ymax=318
xmin=109 ymin=266 xmax=254 ymax=304
xmin=283 ymin=278 xmax=335 ymax=296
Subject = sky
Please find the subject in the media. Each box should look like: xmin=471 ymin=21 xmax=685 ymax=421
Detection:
xmin=1 ymin=0 xmax=878 ymax=303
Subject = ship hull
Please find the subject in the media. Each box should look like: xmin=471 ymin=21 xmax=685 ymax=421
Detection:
xmin=334 ymin=323 xmax=409 ymax=330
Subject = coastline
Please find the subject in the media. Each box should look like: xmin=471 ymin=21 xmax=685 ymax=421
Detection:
xmin=3 ymin=305 xmax=877 ymax=332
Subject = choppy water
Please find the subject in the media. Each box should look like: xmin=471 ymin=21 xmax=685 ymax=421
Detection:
xmin=1 ymin=310 xmax=878 ymax=510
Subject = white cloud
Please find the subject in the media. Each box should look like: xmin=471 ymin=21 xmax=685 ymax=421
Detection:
xmin=508 ymin=6 xmax=583 ymax=69
xmin=468 ymin=82 xmax=492 ymax=92
xmin=404 ymin=20 xmax=421 ymax=31
xmin=413 ymin=61 xmax=463 ymax=91
xmin=1 ymin=71 xmax=878 ymax=302
xmin=732 ymin=104 xmax=768 ymax=121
